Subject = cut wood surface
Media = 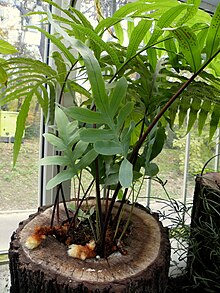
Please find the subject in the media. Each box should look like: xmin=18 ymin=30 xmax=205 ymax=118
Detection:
xmin=9 ymin=200 xmax=170 ymax=292
xmin=201 ymin=172 xmax=220 ymax=190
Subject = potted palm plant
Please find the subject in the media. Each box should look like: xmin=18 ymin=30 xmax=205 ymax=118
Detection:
xmin=1 ymin=0 xmax=220 ymax=292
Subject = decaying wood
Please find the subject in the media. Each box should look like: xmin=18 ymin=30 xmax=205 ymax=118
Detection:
xmin=187 ymin=172 xmax=220 ymax=291
xmin=9 ymin=200 xmax=170 ymax=293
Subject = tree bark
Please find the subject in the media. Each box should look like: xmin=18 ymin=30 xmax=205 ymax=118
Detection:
xmin=187 ymin=173 xmax=220 ymax=291
xmin=9 ymin=201 xmax=170 ymax=293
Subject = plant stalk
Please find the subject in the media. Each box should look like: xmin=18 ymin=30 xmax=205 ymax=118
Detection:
xmin=95 ymin=158 xmax=104 ymax=242
xmin=130 ymin=48 xmax=220 ymax=164
xmin=100 ymin=48 xmax=220 ymax=257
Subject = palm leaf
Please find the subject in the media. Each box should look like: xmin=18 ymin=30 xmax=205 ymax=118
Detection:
xmin=171 ymin=26 xmax=201 ymax=72
xmin=114 ymin=22 xmax=124 ymax=45
xmin=198 ymin=100 xmax=211 ymax=135
xmin=69 ymin=6 xmax=94 ymax=29
xmin=187 ymin=97 xmax=201 ymax=133
xmin=0 ymin=39 xmax=17 ymax=54
xmin=147 ymin=4 xmax=188 ymax=46
xmin=179 ymin=95 xmax=191 ymax=128
xmin=67 ymin=80 xmax=91 ymax=99
xmin=177 ymin=0 xmax=201 ymax=26
xmin=0 ymin=65 xmax=8 ymax=86
xmin=164 ymin=38 xmax=179 ymax=69
xmin=13 ymin=96 xmax=32 ymax=166
xmin=210 ymin=104 xmax=220 ymax=140
xmin=205 ymin=3 xmax=220 ymax=59
xmin=109 ymin=77 xmax=127 ymax=118
xmin=95 ymin=2 xmax=164 ymax=35
xmin=49 ymin=13 xmax=121 ymax=69
xmin=28 ymin=26 xmax=76 ymax=65
xmin=126 ymin=19 xmax=152 ymax=61
xmin=43 ymin=0 xmax=81 ymax=24
xmin=52 ymin=51 xmax=67 ymax=86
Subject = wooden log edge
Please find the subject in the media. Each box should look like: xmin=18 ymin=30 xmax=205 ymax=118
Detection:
xmin=9 ymin=201 xmax=171 ymax=293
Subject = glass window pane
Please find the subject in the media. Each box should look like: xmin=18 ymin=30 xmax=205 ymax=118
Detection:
xmin=0 ymin=0 xmax=48 ymax=212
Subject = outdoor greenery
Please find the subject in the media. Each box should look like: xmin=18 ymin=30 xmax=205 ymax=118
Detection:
xmin=173 ymin=124 xmax=216 ymax=174
xmin=0 ymin=0 xmax=220 ymax=264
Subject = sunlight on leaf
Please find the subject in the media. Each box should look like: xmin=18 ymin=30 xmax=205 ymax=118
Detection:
xmin=0 ymin=39 xmax=17 ymax=54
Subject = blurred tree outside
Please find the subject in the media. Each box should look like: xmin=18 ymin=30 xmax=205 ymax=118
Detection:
xmin=0 ymin=0 xmax=47 ymax=137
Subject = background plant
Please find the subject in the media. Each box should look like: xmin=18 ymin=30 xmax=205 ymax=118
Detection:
xmin=155 ymin=178 xmax=192 ymax=277
xmin=173 ymin=123 xmax=216 ymax=175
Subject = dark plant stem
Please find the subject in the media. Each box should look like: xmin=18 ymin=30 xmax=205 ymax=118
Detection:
xmin=60 ymin=184 xmax=70 ymax=223
xmin=100 ymin=183 xmax=121 ymax=256
xmin=104 ymin=187 xmax=110 ymax=218
xmin=100 ymin=48 xmax=220 ymax=257
xmin=113 ymin=188 xmax=128 ymax=227
xmin=130 ymin=48 xmax=220 ymax=164
xmin=67 ymin=179 xmax=95 ymax=232
xmin=58 ymin=61 xmax=78 ymax=105
xmin=110 ymin=26 xmax=211 ymax=83
xmin=109 ymin=36 xmax=172 ymax=83
xmin=49 ymin=60 xmax=78 ymax=228
xmin=95 ymin=158 xmax=104 ymax=240
xmin=76 ymin=170 xmax=82 ymax=207
xmin=53 ymin=156 xmax=70 ymax=224
xmin=112 ymin=108 xmax=147 ymax=226
xmin=200 ymin=154 xmax=220 ymax=176
xmin=50 ymin=184 xmax=61 ymax=227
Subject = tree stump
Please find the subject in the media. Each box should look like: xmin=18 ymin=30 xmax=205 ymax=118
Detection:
xmin=187 ymin=173 xmax=220 ymax=291
xmin=9 ymin=201 xmax=170 ymax=293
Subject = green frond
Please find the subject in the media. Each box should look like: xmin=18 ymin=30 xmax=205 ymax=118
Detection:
xmin=13 ymin=95 xmax=32 ymax=166
xmin=66 ymin=22 xmax=121 ymax=69
xmin=198 ymin=100 xmax=211 ymax=135
xmin=5 ymin=58 xmax=56 ymax=75
xmin=0 ymin=39 xmax=18 ymax=54
xmin=205 ymin=3 xmax=220 ymax=59
xmin=43 ymin=0 xmax=81 ymax=24
xmin=67 ymin=80 xmax=91 ymax=99
xmin=210 ymin=104 xmax=220 ymax=140
xmin=171 ymin=26 xmax=201 ymax=72
xmin=126 ymin=19 xmax=152 ymax=61
xmin=187 ymin=97 xmax=201 ymax=133
xmin=147 ymin=4 xmax=189 ymax=47
xmin=69 ymin=6 xmax=94 ymax=29
xmin=177 ymin=0 xmax=201 ymax=26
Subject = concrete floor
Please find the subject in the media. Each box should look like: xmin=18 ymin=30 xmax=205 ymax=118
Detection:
xmin=0 ymin=263 xmax=10 ymax=293
xmin=0 ymin=210 xmax=36 ymax=253
xmin=0 ymin=210 xmax=36 ymax=292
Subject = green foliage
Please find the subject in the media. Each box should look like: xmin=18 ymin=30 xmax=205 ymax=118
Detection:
xmin=0 ymin=39 xmax=17 ymax=54
xmin=0 ymin=0 xmax=220 ymax=256
xmin=173 ymin=124 xmax=215 ymax=174
xmin=0 ymin=0 xmax=219 ymax=169
xmin=0 ymin=65 xmax=8 ymax=86
xmin=0 ymin=40 xmax=17 ymax=86
xmin=205 ymin=3 xmax=220 ymax=59
xmin=0 ymin=0 xmax=219 ymax=191
xmin=154 ymin=178 xmax=192 ymax=277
